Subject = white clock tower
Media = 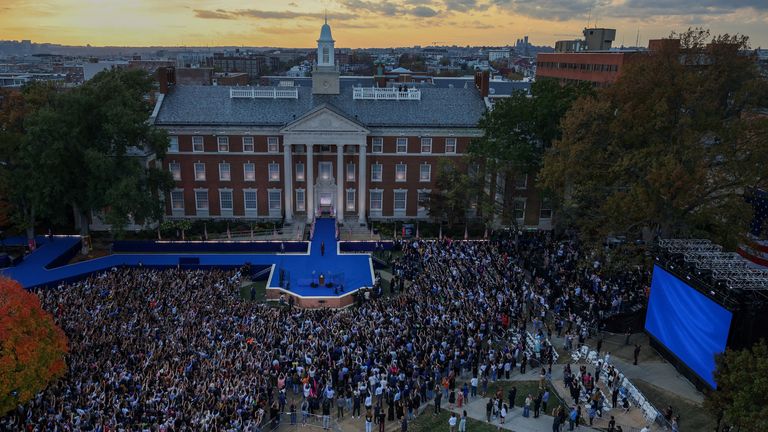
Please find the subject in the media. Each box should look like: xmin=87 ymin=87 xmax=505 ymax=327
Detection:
xmin=312 ymin=17 xmax=340 ymax=95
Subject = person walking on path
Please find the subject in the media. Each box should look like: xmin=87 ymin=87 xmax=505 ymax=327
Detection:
xmin=633 ymin=344 xmax=642 ymax=365
xmin=320 ymin=241 xmax=325 ymax=256
xmin=459 ymin=411 xmax=467 ymax=432
xmin=449 ymin=413 xmax=457 ymax=432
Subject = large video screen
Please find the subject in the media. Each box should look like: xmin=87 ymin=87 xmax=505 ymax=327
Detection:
xmin=645 ymin=265 xmax=733 ymax=388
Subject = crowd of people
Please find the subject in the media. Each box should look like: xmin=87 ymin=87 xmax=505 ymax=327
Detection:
xmin=1 ymin=232 xmax=651 ymax=431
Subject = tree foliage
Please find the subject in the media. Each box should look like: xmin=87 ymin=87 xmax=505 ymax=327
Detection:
xmin=705 ymin=340 xmax=768 ymax=431
xmin=541 ymin=29 xmax=768 ymax=247
xmin=0 ymin=278 xmax=68 ymax=415
xmin=20 ymin=68 xmax=174 ymax=238
xmin=424 ymin=158 xmax=480 ymax=227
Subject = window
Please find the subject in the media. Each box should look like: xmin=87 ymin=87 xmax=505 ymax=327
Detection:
xmin=346 ymin=189 xmax=356 ymax=211
xmin=169 ymin=162 xmax=181 ymax=181
xmin=319 ymin=162 xmax=332 ymax=181
xmin=540 ymin=197 xmax=553 ymax=219
xmin=194 ymin=163 xmax=206 ymax=181
xmin=346 ymin=163 xmax=355 ymax=182
xmin=296 ymin=163 xmax=305 ymax=182
xmin=445 ymin=137 xmax=457 ymax=154
xmin=244 ymin=163 xmax=255 ymax=181
xmin=244 ymin=190 xmax=258 ymax=211
xmin=370 ymin=190 xmax=383 ymax=211
xmin=242 ymin=136 xmax=254 ymax=152
xmin=217 ymin=136 xmax=229 ymax=152
xmin=296 ymin=189 xmax=306 ymax=212
xmin=419 ymin=164 xmax=431 ymax=182
xmin=514 ymin=199 xmax=526 ymax=220
xmin=468 ymin=163 xmax=480 ymax=179
xmin=168 ymin=136 xmax=179 ymax=153
xmin=322 ymin=47 xmax=329 ymax=64
xmin=170 ymin=190 xmax=184 ymax=210
xmin=372 ymin=137 xmax=383 ymax=153
xmin=515 ymin=173 xmax=528 ymax=189
xmin=394 ymin=190 xmax=407 ymax=211
xmin=396 ymin=137 xmax=408 ymax=153
xmin=417 ymin=190 xmax=430 ymax=213
xmin=371 ymin=163 xmax=383 ymax=182
xmin=192 ymin=136 xmax=204 ymax=152
xmin=268 ymin=137 xmax=279 ymax=153
xmin=395 ymin=164 xmax=407 ymax=182
xmin=420 ymin=137 xmax=432 ymax=153
xmin=195 ymin=190 xmax=209 ymax=210
xmin=219 ymin=162 xmax=231 ymax=181
xmin=219 ymin=189 xmax=233 ymax=211
xmin=268 ymin=190 xmax=282 ymax=210
xmin=268 ymin=163 xmax=280 ymax=182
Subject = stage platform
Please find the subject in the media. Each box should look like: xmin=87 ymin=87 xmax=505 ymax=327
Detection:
xmin=1 ymin=219 xmax=375 ymax=308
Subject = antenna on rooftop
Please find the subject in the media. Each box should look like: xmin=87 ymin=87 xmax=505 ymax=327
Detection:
xmin=635 ymin=28 xmax=640 ymax=48
xmin=586 ymin=7 xmax=592 ymax=28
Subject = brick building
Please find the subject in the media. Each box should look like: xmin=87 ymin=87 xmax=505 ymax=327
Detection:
xmin=150 ymin=22 xmax=551 ymax=229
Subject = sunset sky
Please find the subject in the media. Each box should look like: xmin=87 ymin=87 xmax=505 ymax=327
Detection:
xmin=2 ymin=0 xmax=767 ymax=49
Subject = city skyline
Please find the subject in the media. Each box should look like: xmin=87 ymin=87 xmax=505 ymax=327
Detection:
xmin=1 ymin=0 xmax=767 ymax=49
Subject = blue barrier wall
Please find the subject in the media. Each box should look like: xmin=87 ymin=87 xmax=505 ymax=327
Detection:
xmin=338 ymin=241 xmax=395 ymax=252
xmin=112 ymin=240 xmax=309 ymax=253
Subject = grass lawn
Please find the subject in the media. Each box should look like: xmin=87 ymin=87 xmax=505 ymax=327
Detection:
xmin=239 ymin=280 xmax=268 ymax=302
xmin=633 ymin=379 xmax=715 ymax=432
xmin=485 ymin=380 xmax=567 ymax=414
xmin=409 ymin=411 xmax=500 ymax=432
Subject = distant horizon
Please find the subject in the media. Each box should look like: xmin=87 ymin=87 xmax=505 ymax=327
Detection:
xmin=1 ymin=1 xmax=766 ymax=50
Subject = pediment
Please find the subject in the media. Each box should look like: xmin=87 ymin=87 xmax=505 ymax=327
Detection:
xmin=281 ymin=105 xmax=369 ymax=134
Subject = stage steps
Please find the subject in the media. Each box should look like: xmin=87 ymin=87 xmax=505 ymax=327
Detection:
xmin=339 ymin=221 xmax=379 ymax=241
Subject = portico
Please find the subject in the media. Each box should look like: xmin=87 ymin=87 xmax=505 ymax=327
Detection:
xmin=280 ymin=105 xmax=369 ymax=224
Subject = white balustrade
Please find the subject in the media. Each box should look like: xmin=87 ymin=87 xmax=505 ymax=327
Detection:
xmin=353 ymin=87 xmax=421 ymax=101
xmin=229 ymin=87 xmax=299 ymax=99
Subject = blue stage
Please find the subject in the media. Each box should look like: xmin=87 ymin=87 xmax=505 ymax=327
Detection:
xmin=1 ymin=219 xmax=374 ymax=299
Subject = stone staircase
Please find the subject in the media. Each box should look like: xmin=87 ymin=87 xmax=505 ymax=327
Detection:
xmin=339 ymin=220 xmax=379 ymax=241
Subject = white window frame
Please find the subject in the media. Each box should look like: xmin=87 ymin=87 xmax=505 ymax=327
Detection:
xmin=445 ymin=137 xmax=457 ymax=154
xmin=268 ymin=189 xmax=282 ymax=216
xmin=217 ymin=136 xmax=229 ymax=152
xmin=194 ymin=189 xmax=209 ymax=214
xmin=242 ymin=136 xmax=255 ymax=152
xmin=396 ymin=137 xmax=408 ymax=154
xmin=420 ymin=137 xmax=432 ymax=154
xmin=393 ymin=189 xmax=407 ymax=213
xmin=169 ymin=162 xmax=181 ymax=181
xmin=372 ymin=137 xmax=383 ymax=154
xmin=318 ymin=161 xmax=333 ymax=181
xmin=295 ymin=162 xmax=305 ymax=182
xmin=515 ymin=173 xmax=528 ymax=189
xmin=419 ymin=163 xmax=431 ymax=182
xmin=168 ymin=136 xmax=179 ymax=153
xmin=170 ymin=189 xmax=184 ymax=212
xmin=540 ymin=197 xmax=553 ymax=220
xmin=194 ymin=162 xmax=206 ymax=181
xmin=267 ymin=137 xmax=279 ymax=153
xmin=268 ymin=163 xmax=280 ymax=182
xmin=371 ymin=163 xmax=383 ymax=182
xmin=417 ymin=189 xmax=430 ymax=216
xmin=218 ymin=162 xmax=231 ymax=181
xmin=346 ymin=189 xmax=356 ymax=211
xmin=346 ymin=163 xmax=356 ymax=182
xmin=219 ymin=189 xmax=233 ymax=212
xmin=243 ymin=189 xmax=258 ymax=214
xmin=192 ymin=136 xmax=204 ymax=152
xmin=243 ymin=163 xmax=255 ymax=182
xmin=395 ymin=163 xmax=407 ymax=182
xmin=369 ymin=189 xmax=383 ymax=211
xmin=296 ymin=188 xmax=306 ymax=212
xmin=514 ymin=198 xmax=526 ymax=221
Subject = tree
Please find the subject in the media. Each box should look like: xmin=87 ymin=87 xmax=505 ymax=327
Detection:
xmin=705 ymin=340 xmax=768 ymax=431
xmin=424 ymin=159 xmax=481 ymax=228
xmin=22 ymin=69 xmax=174 ymax=249
xmin=470 ymin=79 xmax=592 ymax=223
xmin=541 ymin=29 xmax=768 ymax=247
xmin=0 ymin=278 xmax=68 ymax=415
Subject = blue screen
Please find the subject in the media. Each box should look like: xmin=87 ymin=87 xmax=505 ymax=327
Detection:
xmin=645 ymin=265 xmax=733 ymax=388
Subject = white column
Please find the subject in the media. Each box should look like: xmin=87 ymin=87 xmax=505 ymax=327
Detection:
xmin=336 ymin=144 xmax=344 ymax=223
xmin=358 ymin=140 xmax=367 ymax=224
xmin=283 ymin=142 xmax=293 ymax=223
xmin=306 ymin=144 xmax=314 ymax=223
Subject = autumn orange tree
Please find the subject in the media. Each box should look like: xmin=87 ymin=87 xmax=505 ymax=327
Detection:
xmin=0 ymin=278 xmax=68 ymax=416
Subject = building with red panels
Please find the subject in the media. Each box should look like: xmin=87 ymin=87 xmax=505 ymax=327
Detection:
xmin=536 ymin=51 xmax=638 ymax=86
xmin=151 ymin=22 xmax=491 ymax=225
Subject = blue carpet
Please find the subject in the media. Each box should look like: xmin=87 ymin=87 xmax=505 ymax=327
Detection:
xmin=1 ymin=219 xmax=373 ymax=296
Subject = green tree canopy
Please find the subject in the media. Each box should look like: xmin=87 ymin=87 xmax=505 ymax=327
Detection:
xmin=424 ymin=158 xmax=480 ymax=227
xmin=540 ymin=29 xmax=768 ymax=247
xmin=705 ymin=340 xmax=768 ymax=431
xmin=21 ymin=68 xmax=174 ymax=244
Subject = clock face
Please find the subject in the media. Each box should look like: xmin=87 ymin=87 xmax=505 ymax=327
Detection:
xmin=323 ymin=80 xmax=330 ymax=88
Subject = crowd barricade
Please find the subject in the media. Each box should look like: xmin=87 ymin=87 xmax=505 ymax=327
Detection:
xmin=112 ymin=240 xmax=309 ymax=253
